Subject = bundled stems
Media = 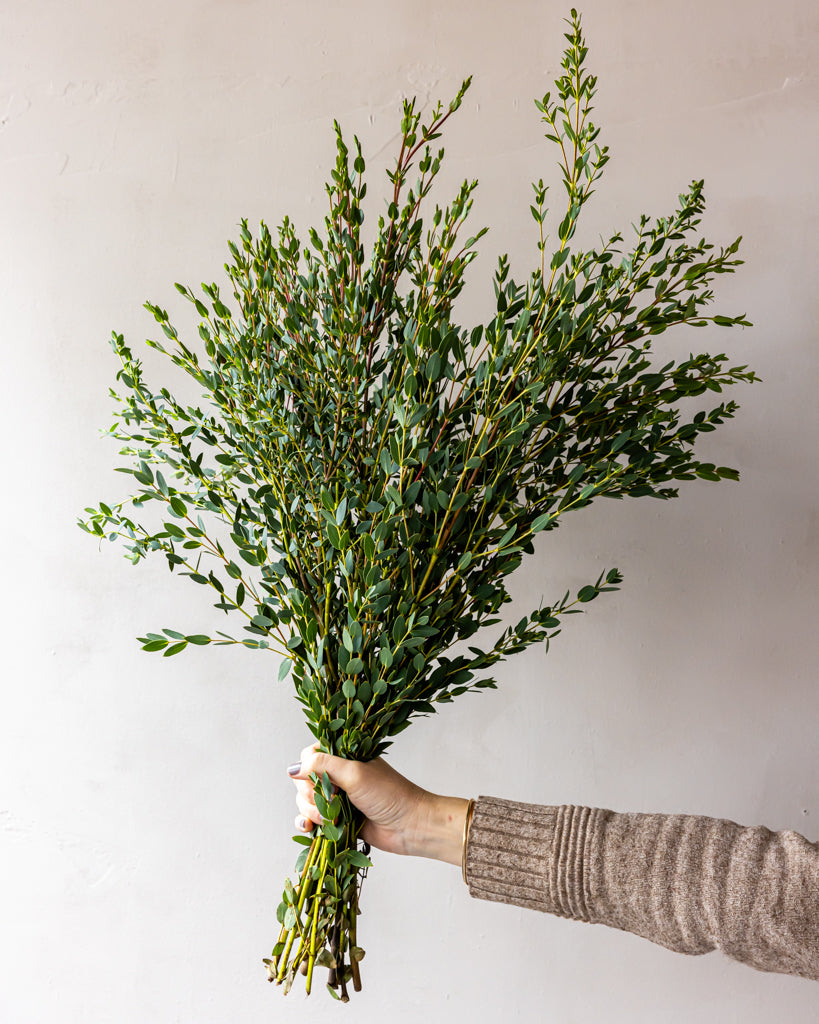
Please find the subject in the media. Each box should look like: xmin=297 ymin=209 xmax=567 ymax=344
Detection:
xmin=268 ymin=790 xmax=367 ymax=999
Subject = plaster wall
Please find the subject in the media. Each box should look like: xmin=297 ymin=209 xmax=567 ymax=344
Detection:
xmin=1 ymin=2 xmax=817 ymax=1021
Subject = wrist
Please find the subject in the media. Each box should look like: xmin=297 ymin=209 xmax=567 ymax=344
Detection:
xmin=410 ymin=792 xmax=470 ymax=866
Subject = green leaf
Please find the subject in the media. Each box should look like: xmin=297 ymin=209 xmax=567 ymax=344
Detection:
xmin=425 ymin=352 xmax=442 ymax=380
xmin=530 ymin=512 xmax=553 ymax=533
xmin=346 ymin=850 xmax=373 ymax=869
xmin=322 ymin=822 xmax=342 ymax=842
xmin=314 ymin=789 xmax=330 ymax=819
xmin=316 ymin=948 xmax=337 ymax=969
xmin=610 ymin=431 xmax=631 ymax=453
xmin=141 ymin=639 xmax=168 ymax=652
xmin=498 ymin=526 xmax=516 ymax=549
xmin=163 ymin=641 xmax=188 ymax=656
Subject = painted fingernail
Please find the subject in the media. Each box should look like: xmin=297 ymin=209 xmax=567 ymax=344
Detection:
xmin=287 ymin=762 xmax=301 ymax=776
xmin=297 ymin=816 xmax=310 ymax=831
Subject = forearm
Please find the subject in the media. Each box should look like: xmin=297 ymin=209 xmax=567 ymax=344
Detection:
xmin=407 ymin=793 xmax=470 ymax=865
xmin=464 ymin=796 xmax=819 ymax=981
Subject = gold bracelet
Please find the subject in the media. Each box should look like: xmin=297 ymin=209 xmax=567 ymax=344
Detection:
xmin=461 ymin=798 xmax=476 ymax=885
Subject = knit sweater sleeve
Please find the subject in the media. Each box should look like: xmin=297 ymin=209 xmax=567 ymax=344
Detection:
xmin=465 ymin=796 xmax=819 ymax=981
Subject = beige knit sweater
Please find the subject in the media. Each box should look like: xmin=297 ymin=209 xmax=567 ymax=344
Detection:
xmin=465 ymin=796 xmax=819 ymax=981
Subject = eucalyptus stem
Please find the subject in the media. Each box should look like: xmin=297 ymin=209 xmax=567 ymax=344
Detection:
xmin=270 ymin=786 xmax=368 ymax=999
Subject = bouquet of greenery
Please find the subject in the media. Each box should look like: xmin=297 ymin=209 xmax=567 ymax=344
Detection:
xmin=80 ymin=10 xmax=755 ymax=1000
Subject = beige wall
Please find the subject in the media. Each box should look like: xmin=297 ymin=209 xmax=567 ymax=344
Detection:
xmin=1 ymin=1 xmax=817 ymax=1020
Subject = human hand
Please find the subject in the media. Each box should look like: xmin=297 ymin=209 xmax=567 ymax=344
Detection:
xmin=287 ymin=744 xmax=468 ymax=865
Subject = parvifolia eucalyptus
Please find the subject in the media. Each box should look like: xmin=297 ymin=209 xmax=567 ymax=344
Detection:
xmin=80 ymin=10 xmax=755 ymax=1000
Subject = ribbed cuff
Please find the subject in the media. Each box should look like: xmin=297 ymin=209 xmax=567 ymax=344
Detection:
xmin=465 ymin=796 xmax=602 ymax=922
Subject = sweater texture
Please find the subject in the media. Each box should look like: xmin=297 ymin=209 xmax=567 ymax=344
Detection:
xmin=465 ymin=796 xmax=819 ymax=981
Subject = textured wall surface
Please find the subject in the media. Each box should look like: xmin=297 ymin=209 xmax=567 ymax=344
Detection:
xmin=1 ymin=1 xmax=817 ymax=1021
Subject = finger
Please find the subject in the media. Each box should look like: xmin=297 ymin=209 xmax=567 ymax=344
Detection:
xmin=287 ymin=743 xmax=320 ymax=780
xmin=296 ymin=792 xmax=322 ymax=826
xmin=295 ymin=744 xmax=338 ymax=790
xmin=294 ymin=813 xmax=314 ymax=833
xmin=288 ymin=746 xmax=362 ymax=796
xmin=293 ymin=778 xmax=317 ymax=806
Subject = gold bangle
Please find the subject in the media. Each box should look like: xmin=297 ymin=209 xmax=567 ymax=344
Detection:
xmin=461 ymin=798 xmax=476 ymax=885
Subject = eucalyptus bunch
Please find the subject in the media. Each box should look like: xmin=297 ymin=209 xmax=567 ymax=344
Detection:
xmin=80 ymin=11 xmax=755 ymax=1000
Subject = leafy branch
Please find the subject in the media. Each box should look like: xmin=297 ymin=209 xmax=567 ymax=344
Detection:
xmin=80 ymin=9 xmax=755 ymax=1000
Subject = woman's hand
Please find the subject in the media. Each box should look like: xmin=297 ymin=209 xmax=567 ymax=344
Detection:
xmin=287 ymin=743 xmax=468 ymax=865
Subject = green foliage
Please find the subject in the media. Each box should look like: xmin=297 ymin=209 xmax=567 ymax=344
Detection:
xmin=79 ymin=11 xmax=755 ymax=997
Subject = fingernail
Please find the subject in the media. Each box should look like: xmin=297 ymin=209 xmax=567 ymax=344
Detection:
xmin=297 ymin=816 xmax=310 ymax=831
xmin=287 ymin=762 xmax=301 ymax=776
